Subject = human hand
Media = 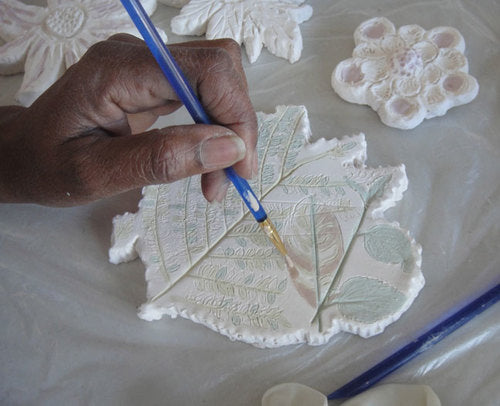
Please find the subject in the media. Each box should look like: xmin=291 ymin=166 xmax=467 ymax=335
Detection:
xmin=0 ymin=34 xmax=258 ymax=206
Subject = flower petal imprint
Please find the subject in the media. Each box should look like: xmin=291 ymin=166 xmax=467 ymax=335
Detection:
xmin=331 ymin=17 xmax=479 ymax=129
xmin=0 ymin=0 xmax=167 ymax=106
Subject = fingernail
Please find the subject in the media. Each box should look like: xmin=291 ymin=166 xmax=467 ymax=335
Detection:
xmin=199 ymin=135 xmax=246 ymax=169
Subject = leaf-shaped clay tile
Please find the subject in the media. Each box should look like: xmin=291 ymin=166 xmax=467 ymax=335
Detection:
xmin=110 ymin=105 xmax=424 ymax=347
xmin=170 ymin=0 xmax=313 ymax=63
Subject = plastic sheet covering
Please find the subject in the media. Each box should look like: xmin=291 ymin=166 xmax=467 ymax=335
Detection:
xmin=1 ymin=1 xmax=499 ymax=405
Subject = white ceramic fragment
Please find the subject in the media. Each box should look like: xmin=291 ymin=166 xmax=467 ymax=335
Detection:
xmin=170 ymin=0 xmax=313 ymax=63
xmin=109 ymin=105 xmax=424 ymax=348
xmin=0 ymin=0 xmax=167 ymax=106
xmin=262 ymin=383 xmax=327 ymax=406
xmin=332 ymin=17 xmax=479 ymax=129
xmin=341 ymin=384 xmax=441 ymax=406
xmin=261 ymin=383 xmax=441 ymax=406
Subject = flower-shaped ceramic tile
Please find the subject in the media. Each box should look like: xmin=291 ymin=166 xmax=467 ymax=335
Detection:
xmin=331 ymin=17 xmax=479 ymax=129
xmin=170 ymin=0 xmax=313 ymax=63
xmin=0 ymin=0 xmax=166 ymax=106
xmin=109 ymin=105 xmax=424 ymax=348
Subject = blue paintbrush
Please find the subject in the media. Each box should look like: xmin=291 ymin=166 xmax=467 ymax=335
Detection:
xmin=328 ymin=282 xmax=500 ymax=399
xmin=120 ymin=0 xmax=287 ymax=257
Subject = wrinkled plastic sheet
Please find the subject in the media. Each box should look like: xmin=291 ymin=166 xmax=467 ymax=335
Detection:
xmin=1 ymin=1 xmax=499 ymax=405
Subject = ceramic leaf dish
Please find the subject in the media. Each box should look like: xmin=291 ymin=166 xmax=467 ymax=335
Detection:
xmin=109 ymin=105 xmax=424 ymax=348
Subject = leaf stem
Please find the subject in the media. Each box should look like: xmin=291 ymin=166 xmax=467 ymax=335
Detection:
xmin=259 ymin=107 xmax=287 ymax=196
xmin=149 ymin=112 xmax=353 ymax=304
xmin=308 ymin=195 xmax=323 ymax=332
xmin=310 ymin=204 xmax=367 ymax=324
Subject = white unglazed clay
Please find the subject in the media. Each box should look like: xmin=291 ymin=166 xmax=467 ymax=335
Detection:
xmin=170 ymin=0 xmax=313 ymax=63
xmin=0 ymin=0 xmax=167 ymax=106
xmin=341 ymin=384 xmax=441 ymax=406
xmin=109 ymin=105 xmax=424 ymax=348
xmin=261 ymin=383 xmax=441 ymax=406
xmin=331 ymin=17 xmax=479 ymax=129
xmin=262 ymin=383 xmax=327 ymax=406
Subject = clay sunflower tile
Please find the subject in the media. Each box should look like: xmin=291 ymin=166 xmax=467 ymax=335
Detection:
xmin=169 ymin=0 xmax=313 ymax=63
xmin=331 ymin=17 xmax=479 ymax=130
xmin=0 ymin=0 xmax=167 ymax=106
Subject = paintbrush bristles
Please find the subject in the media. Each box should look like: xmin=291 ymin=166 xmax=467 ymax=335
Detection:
xmin=259 ymin=218 xmax=288 ymax=257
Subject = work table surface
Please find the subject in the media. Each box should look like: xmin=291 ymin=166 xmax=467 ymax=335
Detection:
xmin=1 ymin=1 xmax=498 ymax=404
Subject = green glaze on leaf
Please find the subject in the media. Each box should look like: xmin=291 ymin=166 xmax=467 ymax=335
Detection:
xmin=366 ymin=174 xmax=392 ymax=202
xmin=331 ymin=277 xmax=407 ymax=323
xmin=310 ymin=172 xmax=397 ymax=325
xmin=344 ymin=175 xmax=392 ymax=204
xmin=363 ymin=225 xmax=413 ymax=271
xmin=110 ymin=105 xmax=423 ymax=346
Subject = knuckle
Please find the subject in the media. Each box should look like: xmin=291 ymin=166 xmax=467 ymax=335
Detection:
xmin=206 ymin=38 xmax=241 ymax=56
xmin=205 ymin=46 xmax=235 ymax=74
xmin=218 ymin=38 xmax=241 ymax=55
xmin=81 ymin=40 xmax=130 ymax=74
xmin=107 ymin=33 xmax=135 ymax=42
xmin=76 ymin=43 xmax=114 ymax=85
xmin=198 ymin=49 xmax=246 ymax=113
xmin=84 ymin=40 xmax=110 ymax=61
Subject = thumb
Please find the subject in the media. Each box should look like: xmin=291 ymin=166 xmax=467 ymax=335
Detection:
xmin=78 ymin=124 xmax=246 ymax=200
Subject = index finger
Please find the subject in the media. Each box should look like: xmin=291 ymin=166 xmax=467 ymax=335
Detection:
xmin=59 ymin=37 xmax=258 ymax=178
xmin=110 ymin=36 xmax=256 ymax=177
xmin=169 ymin=39 xmax=249 ymax=92
xmin=171 ymin=39 xmax=258 ymax=179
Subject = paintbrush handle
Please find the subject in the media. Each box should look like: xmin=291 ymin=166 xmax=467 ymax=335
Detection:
xmin=121 ymin=0 xmax=209 ymax=124
xmin=328 ymin=283 xmax=500 ymax=399
xmin=121 ymin=0 xmax=268 ymax=222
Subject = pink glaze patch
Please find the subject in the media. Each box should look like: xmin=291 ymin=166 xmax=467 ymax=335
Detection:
xmin=341 ymin=64 xmax=363 ymax=83
xmin=443 ymin=74 xmax=464 ymax=92
xmin=391 ymin=98 xmax=412 ymax=115
xmin=363 ymin=22 xmax=386 ymax=39
xmin=433 ymin=32 xmax=454 ymax=48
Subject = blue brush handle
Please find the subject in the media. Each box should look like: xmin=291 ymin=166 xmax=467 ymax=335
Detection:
xmin=120 ymin=0 xmax=267 ymax=222
xmin=328 ymin=282 xmax=500 ymax=399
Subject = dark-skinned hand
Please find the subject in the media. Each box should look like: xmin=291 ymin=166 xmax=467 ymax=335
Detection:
xmin=0 ymin=34 xmax=258 ymax=206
